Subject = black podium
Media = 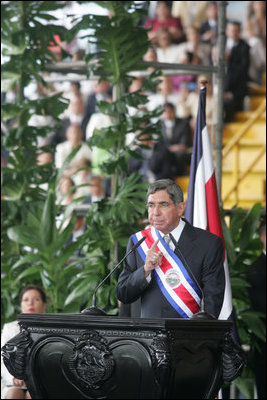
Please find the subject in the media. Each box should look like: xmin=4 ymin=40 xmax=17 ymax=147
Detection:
xmin=2 ymin=313 xmax=232 ymax=399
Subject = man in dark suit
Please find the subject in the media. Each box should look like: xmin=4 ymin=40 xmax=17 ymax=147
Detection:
xmin=199 ymin=1 xmax=218 ymax=46
xmin=81 ymin=80 xmax=112 ymax=140
xmin=116 ymin=179 xmax=225 ymax=319
xmin=223 ymin=20 xmax=250 ymax=121
xmin=247 ymin=220 xmax=266 ymax=399
xmin=160 ymin=102 xmax=192 ymax=176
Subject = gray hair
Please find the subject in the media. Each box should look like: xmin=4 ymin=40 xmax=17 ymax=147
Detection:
xmin=147 ymin=179 xmax=184 ymax=206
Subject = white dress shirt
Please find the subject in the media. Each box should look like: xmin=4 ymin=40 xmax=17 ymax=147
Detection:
xmin=160 ymin=219 xmax=185 ymax=251
xmin=55 ymin=140 xmax=92 ymax=170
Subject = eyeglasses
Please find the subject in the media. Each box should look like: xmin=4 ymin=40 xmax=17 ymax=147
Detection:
xmin=146 ymin=201 xmax=172 ymax=209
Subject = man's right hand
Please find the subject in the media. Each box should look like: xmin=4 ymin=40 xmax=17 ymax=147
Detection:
xmin=144 ymin=239 xmax=163 ymax=277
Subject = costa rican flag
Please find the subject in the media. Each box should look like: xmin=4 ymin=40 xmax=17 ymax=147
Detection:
xmin=184 ymin=86 xmax=236 ymax=338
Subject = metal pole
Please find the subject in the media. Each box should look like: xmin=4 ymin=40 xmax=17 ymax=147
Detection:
xmin=216 ymin=1 xmax=227 ymax=206
xmin=44 ymin=60 xmax=217 ymax=78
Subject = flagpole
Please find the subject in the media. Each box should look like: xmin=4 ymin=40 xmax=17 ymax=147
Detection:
xmin=216 ymin=1 xmax=227 ymax=207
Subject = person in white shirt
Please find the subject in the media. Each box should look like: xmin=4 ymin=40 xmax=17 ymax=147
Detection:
xmin=175 ymin=25 xmax=212 ymax=66
xmin=55 ymin=124 xmax=92 ymax=177
xmin=155 ymin=27 xmax=181 ymax=64
xmin=1 ymin=285 xmax=47 ymax=399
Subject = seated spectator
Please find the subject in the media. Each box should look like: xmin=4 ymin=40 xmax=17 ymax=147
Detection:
xmin=146 ymin=76 xmax=179 ymax=117
xmin=246 ymin=1 xmax=266 ymax=48
xmin=71 ymin=48 xmax=85 ymax=62
xmin=1 ymin=285 xmax=47 ymax=399
xmin=126 ymin=77 xmax=146 ymax=119
xmin=82 ymin=175 xmax=105 ymax=204
xmin=72 ymin=158 xmax=92 ymax=201
xmin=128 ymin=133 xmax=157 ymax=183
xmin=155 ymin=28 xmax=181 ymax=64
xmin=199 ymin=1 xmax=219 ymax=46
xmin=144 ymin=1 xmax=185 ymax=45
xmin=85 ymin=110 xmax=112 ymax=176
xmin=64 ymin=215 xmax=87 ymax=264
xmin=50 ymin=89 xmax=85 ymax=146
xmin=24 ymin=79 xmax=54 ymax=102
xmin=245 ymin=19 xmax=266 ymax=85
xmin=155 ymin=29 xmax=196 ymax=93
xmin=28 ymin=106 xmax=56 ymax=147
xmin=128 ymin=131 xmax=178 ymax=183
xmin=57 ymin=175 xmax=76 ymax=206
xmin=128 ymin=77 xmax=144 ymax=94
xmin=65 ymin=92 xmax=85 ymax=126
xmin=143 ymin=46 xmax=158 ymax=67
xmin=172 ymin=1 xmax=208 ymax=29
xmin=36 ymin=150 xmax=53 ymax=167
xmin=149 ymin=141 xmax=179 ymax=181
xmin=51 ymin=87 xmax=86 ymax=146
xmin=56 ymin=175 xmax=77 ymax=231
xmin=160 ymin=102 xmax=191 ymax=175
xmin=176 ymin=25 xmax=212 ymax=66
xmin=63 ymin=81 xmax=87 ymax=108
xmin=81 ymin=80 xmax=112 ymax=140
xmin=36 ymin=150 xmax=54 ymax=191
xmin=176 ymin=75 xmax=217 ymax=139
xmin=55 ymin=124 xmax=92 ymax=177
xmin=171 ymin=51 xmax=196 ymax=93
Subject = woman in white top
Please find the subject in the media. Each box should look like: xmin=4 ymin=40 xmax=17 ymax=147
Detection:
xmin=1 ymin=285 xmax=47 ymax=399
xmin=155 ymin=27 xmax=181 ymax=64
xmin=55 ymin=124 xmax=92 ymax=177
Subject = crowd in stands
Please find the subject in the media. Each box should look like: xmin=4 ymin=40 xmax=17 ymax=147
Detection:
xmin=2 ymin=1 xmax=266 ymax=202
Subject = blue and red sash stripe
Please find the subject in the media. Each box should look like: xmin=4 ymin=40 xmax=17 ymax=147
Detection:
xmin=131 ymin=227 xmax=202 ymax=318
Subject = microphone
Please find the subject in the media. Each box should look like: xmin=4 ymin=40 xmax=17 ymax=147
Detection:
xmin=81 ymin=236 xmax=146 ymax=315
xmin=169 ymin=233 xmax=216 ymax=320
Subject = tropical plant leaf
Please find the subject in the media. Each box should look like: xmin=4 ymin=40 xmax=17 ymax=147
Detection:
xmin=240 ymin=311 xmax=266 ymax=341
xmin=40 ymin=189 xmax=56 ymax=246
xmin=240 ymin=203 xmax=262 ymax=252
xmin=11 ymin=253 xmax=41 ymax=271
xmin=15 ymin=265 xmax=43 ymax=282
xmin=64 ymin=278 xmax=94 ymax=306
xmin=7 ymin=225 xmax=43 ymax=251
xmin=221 ymin=211 xmax=237 ymax=264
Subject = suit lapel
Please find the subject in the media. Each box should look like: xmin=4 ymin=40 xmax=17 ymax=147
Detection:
xmin=175 ymin=221 xmax=198 ymax=263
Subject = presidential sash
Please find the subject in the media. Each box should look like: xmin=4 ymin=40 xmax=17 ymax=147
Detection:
xmin=131 ymin=226 xmax=202 ymax=318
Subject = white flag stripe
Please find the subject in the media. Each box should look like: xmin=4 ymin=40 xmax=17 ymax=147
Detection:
xmin=219 ymin=258 xmax=233 ymax=319
xmin=193 ymin=156 xmax=207 ymax=229
xmin=202 ymin=126 xmax=214 ymax=182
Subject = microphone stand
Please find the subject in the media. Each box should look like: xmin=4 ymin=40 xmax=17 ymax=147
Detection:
xmin=81 ymin=237 xmax=146 ymax=316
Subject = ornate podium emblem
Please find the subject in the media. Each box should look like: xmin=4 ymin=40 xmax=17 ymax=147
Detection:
xmin=1 ymin=324 xmax=32 ymax=379
xmin=69 ymin=330 xmax=115 ymax=390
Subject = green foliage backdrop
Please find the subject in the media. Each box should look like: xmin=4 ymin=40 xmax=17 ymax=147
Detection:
xmin=1 ymin=0 xmax=162 ymax=319
xmin=1 ymin=2 xmax=265 ymax=394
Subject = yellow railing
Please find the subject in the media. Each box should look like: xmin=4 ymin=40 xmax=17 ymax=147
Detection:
xmin=222 ymin=99 xmax=266 ymax=204
xmin=222 ymin=99 xmax=266 ymax=158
